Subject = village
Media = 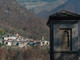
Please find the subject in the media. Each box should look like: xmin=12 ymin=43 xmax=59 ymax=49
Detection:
xmin=0 ymin=34 xmax=49 ymax=48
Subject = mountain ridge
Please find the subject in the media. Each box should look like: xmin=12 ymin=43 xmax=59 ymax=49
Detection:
xmin=38 ymin=0 xmax=80 ymax=19
xmin=0 ymin=0 xmax=49 ymax=40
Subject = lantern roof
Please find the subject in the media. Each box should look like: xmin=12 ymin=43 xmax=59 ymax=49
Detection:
xmin=47 ymin=10 xmax=80 ymax=26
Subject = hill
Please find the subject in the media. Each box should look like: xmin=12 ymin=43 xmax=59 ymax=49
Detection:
xmin=0 ymin=0 xmax=49 ymax=40
xmin=38 ymin=0 xmax=80 ymax=19
xmin=16 ymin=0 xmax=67 ymax=14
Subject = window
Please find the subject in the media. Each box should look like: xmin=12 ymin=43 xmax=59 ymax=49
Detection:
xmin=59 ymin=28 xmax=72 ymax=51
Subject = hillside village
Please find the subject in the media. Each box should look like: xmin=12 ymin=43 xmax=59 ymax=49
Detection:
xmin=0 ymin=34 xmax=49 ymax=48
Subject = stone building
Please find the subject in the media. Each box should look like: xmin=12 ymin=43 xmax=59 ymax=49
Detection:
xmin=47 ymin=10 xmax=80 ymax=60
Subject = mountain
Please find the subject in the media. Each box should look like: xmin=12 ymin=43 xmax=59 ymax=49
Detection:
xmin=38 ymin=0 xmax=80 ymax=19
xmin=16 ymin=0 xmax=67 ymax=14
xmin=50 ymin=0 xmax=80 ymax=13
xmin=0 ymin=0 xmax=49 ymax=40
xmin=15 ymin=0 xmax=80 ymax=19
xmin=16 ymin=0 xmax=54 ymax=2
